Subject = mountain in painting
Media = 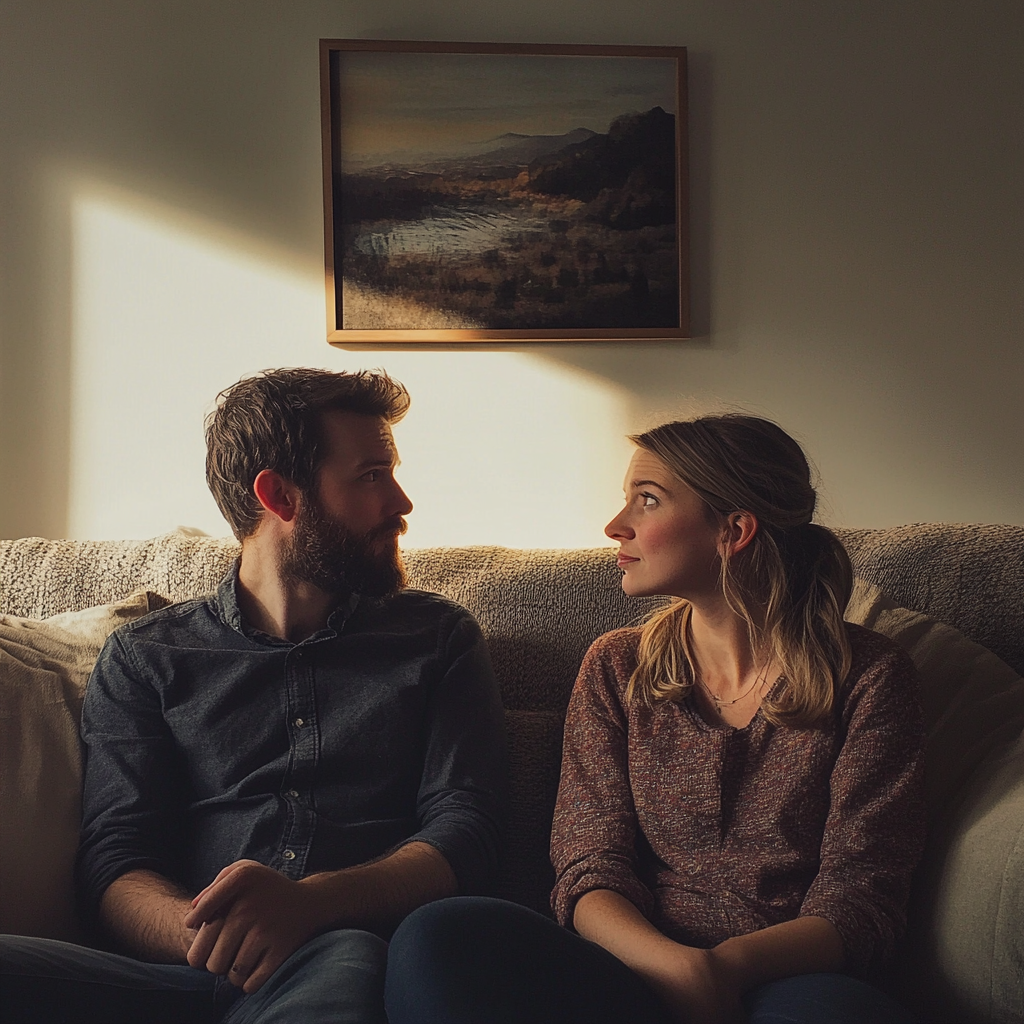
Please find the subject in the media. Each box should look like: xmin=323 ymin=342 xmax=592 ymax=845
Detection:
xmin=527 ymin=106 xmax=676 ymax=229
xmin=347 ymin=128 xmax=599 ymax=175
xmin=462 ymin=128 xmax=598 ymax=167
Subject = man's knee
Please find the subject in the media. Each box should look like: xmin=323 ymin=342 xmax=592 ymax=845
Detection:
xmin=265 ymin=928 xmax=388 ymax=995
xmin=298 ymin=929 xmax=389 ymax=975
xmin=223 ymin=929 xmax=388 ymax=1024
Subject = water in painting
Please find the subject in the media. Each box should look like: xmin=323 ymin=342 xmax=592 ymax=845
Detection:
xmin=335 ymin=51 xmax=680 ymax=331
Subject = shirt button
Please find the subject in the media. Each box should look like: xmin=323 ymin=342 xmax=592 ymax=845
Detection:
xmin=282 ymin=849 xmax=296 ymax=861
xmin=293 ymin=717 xmax=304 ymax=728
xmin=287 ymin=789 xmax=299 ymax=799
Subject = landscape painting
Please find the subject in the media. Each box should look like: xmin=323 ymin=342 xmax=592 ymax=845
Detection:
xmin=321 ymin=40 xmax=688 ymax=342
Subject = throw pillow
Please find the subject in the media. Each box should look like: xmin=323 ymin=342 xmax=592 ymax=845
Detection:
xmin=0 ymin=590 xmax=167 ymax=941
xmin=846 ymin=578 xmax=1024 ymax=817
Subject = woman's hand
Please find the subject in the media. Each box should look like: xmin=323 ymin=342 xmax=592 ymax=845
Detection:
xmin=573 ymin=890 xmax=745 ymax=1024
xmin=574 ymin=890 xmax=845 ymax=1023
xmin=641 ymin=943 xmax=744 ymax=1024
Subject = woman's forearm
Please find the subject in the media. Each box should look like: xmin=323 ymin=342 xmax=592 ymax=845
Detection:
xmin=574 ymin=888 xmax=692 ymax=971
xmin=573 ymin=890 xmax=845 ymax=1024
xmin=712 ymin=915 xmax=844 ymax=990
xmin=574 ymin=889 xmax=741 ymax=1023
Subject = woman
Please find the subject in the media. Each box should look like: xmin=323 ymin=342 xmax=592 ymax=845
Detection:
xmin=386 ymin=415 xmax=924 ymax=1024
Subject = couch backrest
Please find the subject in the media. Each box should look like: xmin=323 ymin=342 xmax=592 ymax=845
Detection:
xmin=3 ymin=523 xmax=1021 ymax=687
xmin=835 ymin=524 xmax=1024 ymax=678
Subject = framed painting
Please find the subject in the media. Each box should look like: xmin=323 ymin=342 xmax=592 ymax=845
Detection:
xmin=320 ymin=39 xmax=688 ymax=344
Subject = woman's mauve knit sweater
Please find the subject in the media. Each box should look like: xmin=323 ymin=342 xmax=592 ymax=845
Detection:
xmin=550 ymin=623 xmax=925 ymax=973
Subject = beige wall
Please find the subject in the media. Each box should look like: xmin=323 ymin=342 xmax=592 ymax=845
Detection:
xmin=1 ymin=0 xmax=1021 ymax=541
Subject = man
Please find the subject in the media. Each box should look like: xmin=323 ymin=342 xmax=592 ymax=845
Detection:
xmin=1 ymin=368 xmax=507 ymax=1023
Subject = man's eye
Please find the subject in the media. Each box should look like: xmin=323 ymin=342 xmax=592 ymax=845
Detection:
xmin=362 ymin=470 xmax=380 ymax=482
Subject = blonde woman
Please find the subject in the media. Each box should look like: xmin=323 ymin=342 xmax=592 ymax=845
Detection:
xmin=386 ymin=416 xmax=924 ymax=1024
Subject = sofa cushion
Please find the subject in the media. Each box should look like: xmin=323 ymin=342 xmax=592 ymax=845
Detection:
xmin=500 ymin=709 xmax=564 ymax=915
xmin=846 ymin=578 xmax=1024 ymax=819
xmin=0 ymin=591 xmax=166 ymax=941
xmin=904 ymin=734 xmax=1024 ymax=1024
xmin=402 ymin=546 xmax=662 ymax=714
xmin=846 ymin=579 xmax=1024 ymax=1023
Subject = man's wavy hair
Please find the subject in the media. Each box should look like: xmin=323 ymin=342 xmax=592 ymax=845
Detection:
xmin=626 ymin=415 xmax=853 ymax=728
xmin=205 ymin=368 xmax=410 ymax=540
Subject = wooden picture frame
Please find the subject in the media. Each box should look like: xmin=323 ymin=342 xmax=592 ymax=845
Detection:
xmin=320 ymin=39 xmax=689 ymax=344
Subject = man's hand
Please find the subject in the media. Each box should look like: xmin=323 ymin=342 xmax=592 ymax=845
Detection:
xmin=184 ymin=860 xmax=325 ymax=993
xmin=183 ymin=843 xmax=457 ymax=993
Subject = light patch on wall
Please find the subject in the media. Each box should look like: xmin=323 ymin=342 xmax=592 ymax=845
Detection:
xmin=70 ymin=192 xmax=632 ymax=547
xmin=384 ymin=351 xmax=633 ymax=548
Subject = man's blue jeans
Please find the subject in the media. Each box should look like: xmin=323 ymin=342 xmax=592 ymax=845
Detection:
xmin=385 ymin=897 xmax=919 ymax=1024
xmin=0 ymin=929 xmax=386 ymax=1023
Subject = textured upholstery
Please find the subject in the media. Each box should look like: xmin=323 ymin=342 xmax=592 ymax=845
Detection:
xmin=0 ymin=525 xmax=1021 ymax=1022
xmin=835 ymin=524 xmax=1024 ymax=678
xmin=0 ymin=534 xmax=240 ymax=618
xmin=2 ymin=524 xmax=1020 ymax=677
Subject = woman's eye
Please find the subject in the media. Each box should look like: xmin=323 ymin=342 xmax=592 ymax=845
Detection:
xmin=641 ymin=493 xmax=658 ymax=507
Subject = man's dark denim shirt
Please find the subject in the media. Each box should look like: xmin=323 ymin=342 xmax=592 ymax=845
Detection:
xmin=76 ymin=564 xmax=508 ymax=920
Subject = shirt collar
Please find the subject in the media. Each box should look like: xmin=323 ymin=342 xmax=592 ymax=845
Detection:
xmin=213 ymin=560 xmax=361 ymax=645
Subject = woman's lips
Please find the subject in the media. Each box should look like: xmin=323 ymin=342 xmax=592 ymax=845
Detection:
xmin=617 ymin=554 xmax=640 ymax=568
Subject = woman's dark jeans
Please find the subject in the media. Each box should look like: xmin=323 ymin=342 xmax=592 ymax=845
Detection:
xmin=385 ymin=897 xmax=918 ymax=1024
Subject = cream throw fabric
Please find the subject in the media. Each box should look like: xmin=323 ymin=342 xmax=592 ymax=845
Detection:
xmin=847 ymin=579 xmax=1024 ymax=1024
xmin=847 ymin=579 xmax=1024 ymax=816
xmin=0 ymin=591 xmax=165 ymax=941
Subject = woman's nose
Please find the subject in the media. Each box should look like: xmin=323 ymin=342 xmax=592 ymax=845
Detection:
xmin=605 ymin=509 xmax=633 ymax=540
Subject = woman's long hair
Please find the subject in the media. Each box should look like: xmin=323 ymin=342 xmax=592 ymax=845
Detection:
xmin=625 ymin=415 xmax=853 ymax=727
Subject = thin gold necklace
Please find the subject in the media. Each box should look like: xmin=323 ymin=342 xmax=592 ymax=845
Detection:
xmin=696 ymin=658 xmax=771 ymax=710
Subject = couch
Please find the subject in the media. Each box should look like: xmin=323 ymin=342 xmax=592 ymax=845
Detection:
xmin=1 ymin=525 xmax=1022 ymax=1023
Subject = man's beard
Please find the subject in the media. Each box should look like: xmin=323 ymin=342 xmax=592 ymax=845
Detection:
xmin=279 ymin=495 xmax=407 ymax=600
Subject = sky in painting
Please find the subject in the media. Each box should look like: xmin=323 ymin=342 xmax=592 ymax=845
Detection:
xmin=337 ymin=51 xmax=678 ymax=170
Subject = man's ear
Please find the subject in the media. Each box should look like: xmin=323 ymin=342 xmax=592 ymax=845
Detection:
xmin=720 ymin=510 xmax=759 ymax=557
xmin=252 ymin=469 xmax=301 ymax=524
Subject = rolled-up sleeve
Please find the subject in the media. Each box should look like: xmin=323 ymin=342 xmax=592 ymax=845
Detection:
xmin=800 ymin=642 xmax=926 ymax=972
xmin=75 ymin=584 xmax=509 ymax=916
xmin=76 ymin=632 xmax=190 ymax=921
xmin=550 ymin=634 xmax=655 ymax=927
xmin=404 ymin=611 xmax=508 ymax=895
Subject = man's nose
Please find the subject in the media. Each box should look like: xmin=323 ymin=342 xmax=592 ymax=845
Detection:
xmin=393 ymin=481 xmax=413 ymax=517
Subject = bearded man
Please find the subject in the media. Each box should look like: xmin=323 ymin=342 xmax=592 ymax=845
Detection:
xmin=0 ymin=368 xmax=507 ymax=1024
